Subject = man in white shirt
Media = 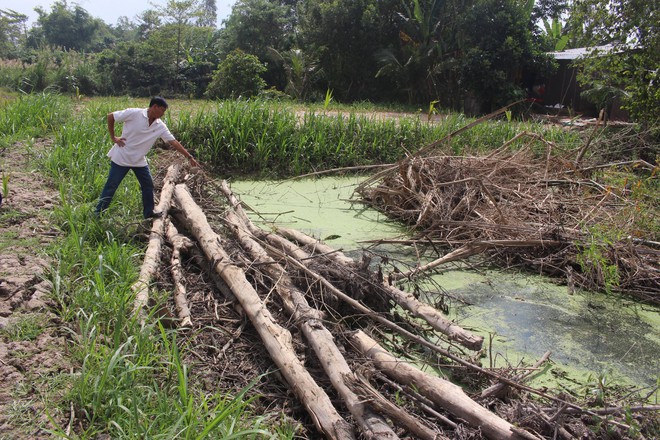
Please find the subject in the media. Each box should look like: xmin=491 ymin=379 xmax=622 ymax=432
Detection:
xmin=95 ymin=96 xmax=200 ymax=218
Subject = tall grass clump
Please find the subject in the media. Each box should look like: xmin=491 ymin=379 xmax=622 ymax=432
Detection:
xmin=0 ymin=49 xmax=100 ymax=96
xmin=0 ymin=93 xmax=72 ymax=146
xmin=172 ymin=100 xmax=582 ymax=178
xmin=174 ymin=100 xmax=297 ymax=174
xmin=173 ymin=100 xmax=430 ymax=176
xmin=0 ymin=59 xmax=26 ymax=90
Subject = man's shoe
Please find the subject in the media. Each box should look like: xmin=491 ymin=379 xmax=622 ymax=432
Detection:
xmin=146 ymin=211 xmax=164 ymax=219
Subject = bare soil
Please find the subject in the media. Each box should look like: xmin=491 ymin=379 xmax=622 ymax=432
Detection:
xmin=0 ymin=139 xmax=71 ymax=438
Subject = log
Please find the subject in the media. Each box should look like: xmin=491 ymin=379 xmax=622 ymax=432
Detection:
xmin=219 ymin=183 xmax=397 ymax=437
xmin=275 ymin=227 xmax=483 ymax=350
xmin=165 ymin=221 xmax=194 ymax=327
xmin=224 ymin=210 xmax=399 ymax=439
xmin=132 ymin=164 xmax=181 ymax=320
xmin=277 ymin=226 xmax=355 ymax=266
xmin=173 ymin=184 xmax=355 ymax=440
xmin=243 ymin=233 xmax=575 ymax=414
xmin=350 ymin=330 xmax=541 ymax=440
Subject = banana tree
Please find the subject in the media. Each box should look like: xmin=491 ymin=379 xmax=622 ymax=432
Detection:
xmin=542 ymin=17 xmax=569 ymax=51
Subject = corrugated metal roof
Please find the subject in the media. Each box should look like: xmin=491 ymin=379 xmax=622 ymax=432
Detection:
xmin=549 ymin=44 xmax=618 ymax=60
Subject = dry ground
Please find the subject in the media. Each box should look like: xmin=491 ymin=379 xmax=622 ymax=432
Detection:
xmin=0 ymin=139 xmax=71 ymax=438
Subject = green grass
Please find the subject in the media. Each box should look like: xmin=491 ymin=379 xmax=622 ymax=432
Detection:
xmin=171 ymin=99 xmax=582 ymax=177
xmin=0 ymin=313 xmax=47 ymax=341
xmin=0 ymin=93 xmax=285 ymax=439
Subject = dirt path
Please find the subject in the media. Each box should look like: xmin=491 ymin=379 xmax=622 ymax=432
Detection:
xmin=0 ymin=139 xmax=71 ymax=438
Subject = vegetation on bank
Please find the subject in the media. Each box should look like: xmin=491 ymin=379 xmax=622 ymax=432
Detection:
xmin=1 ymin=0 xmax=658 ymax=126
xmin=0 ymin=92 xmax=657 ymax=438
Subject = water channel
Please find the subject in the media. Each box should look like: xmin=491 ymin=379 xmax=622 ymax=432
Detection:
xmin=229 ymin=176 xmax=660 ymax=392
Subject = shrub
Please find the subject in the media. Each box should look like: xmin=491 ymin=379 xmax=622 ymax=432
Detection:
xmin=205 ymin=49 xmax=267 ymax=99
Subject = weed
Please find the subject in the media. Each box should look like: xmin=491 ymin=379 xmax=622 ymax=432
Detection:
xmin=0 ymin=314 xmax=46 ymax=341
xmin=1 ymin=172 xmax=8 ymax=199
xmin=575 ymin=225 xmax=622 ymax=294
xmin=323 ymin=88 xmax=333 ymax=110
xmin=4 ymin=399 xmax=37 ymax=429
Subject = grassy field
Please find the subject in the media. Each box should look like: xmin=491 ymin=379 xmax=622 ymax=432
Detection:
xmin=1 ymin=92 xmax=652 ymax=438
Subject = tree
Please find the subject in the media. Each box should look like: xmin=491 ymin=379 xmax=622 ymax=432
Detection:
xmin=29 ymin=1 xmax=108 ymax=52
xmin=217 ymin=0 xmax=292 ymax=89
xmin=374 ymin=0 xmax=451 ymax=105
xmin=158 ymin=1 xmax=205 ymax=92
xmin=569 ymin=0 xmax=659 ymax=125
xmin=268 ymin=47 xmax=323 ymax=101
xmin=459 ymin=0 xmax=550 ymax=112
xmin=96 ymin=31 xmax=178 ymax=96
xmin=177 ymin=27 xmax=221 ymax=97
xmin=135 ymin=9 xmax=163 ymax=40
xmin=298 ymin=0 xmax=398 ymax=102
xmin=198 ymin=0 xmax=218 ymax=27
xmin=0 ymin=9 xmax=28 ymax=58
xmin=206 ymin=49 xmax=267 ymax=99
xmin=531 ymin=0 xmax=570 ymax=26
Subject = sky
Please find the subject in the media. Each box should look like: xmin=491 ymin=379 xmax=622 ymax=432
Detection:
xmin=2 ymin=0 xmax=235 ymax=28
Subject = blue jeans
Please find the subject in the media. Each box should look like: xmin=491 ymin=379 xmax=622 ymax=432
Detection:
xmin=95 ymin=161 xmax=155 ymax=218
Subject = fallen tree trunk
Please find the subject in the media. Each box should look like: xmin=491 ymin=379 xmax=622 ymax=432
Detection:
xmin=165 ymin=221 xmax=194 ymax=327
xmin=223 ymin=209 xmax=399 ymax=439
xmin=132 ymin=164 xmax=180 ymax=321
xmin=275 ymin=226 xmax=483 ymax=350
xmin=350 ymin=330 xmax=541 ymax=440
xmin=174 ymin=184 xmax=355 ymax=440
xmin=242 ymin=225 xmax=588 ymax=416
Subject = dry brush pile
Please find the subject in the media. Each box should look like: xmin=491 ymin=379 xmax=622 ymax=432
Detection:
xmin=131 ymin=158 xmax=659 ymax=440
xmin=356 ymin=131 xmax=659 ymax=305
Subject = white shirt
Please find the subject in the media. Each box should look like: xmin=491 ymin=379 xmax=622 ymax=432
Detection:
xmin=106 ymin=108 xmax=176 ymax=167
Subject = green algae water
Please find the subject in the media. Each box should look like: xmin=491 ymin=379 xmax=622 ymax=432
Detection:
xmin=230 ymin=177 xmax=660 ymax=391
xmin=425 ymin=271 xmax=660 ymax=389
xmin=229 ymin=177 xmax=404 ymax=250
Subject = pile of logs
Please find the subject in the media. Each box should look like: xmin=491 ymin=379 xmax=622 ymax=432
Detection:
xmin=128 ymin=163 xmax=658 ymax=439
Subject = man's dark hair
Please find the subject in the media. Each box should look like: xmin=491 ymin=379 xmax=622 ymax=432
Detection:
xmin=149 ymin=96 xmax=168 ymax=108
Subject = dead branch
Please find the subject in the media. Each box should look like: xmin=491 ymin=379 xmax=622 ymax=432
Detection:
xmin=355 ymin=143 xmax=659 ymax=302
xmin=165 ymin=221 xmax=193 ymax=327
xmin=480 ymin=351 xmax=552 ymax=399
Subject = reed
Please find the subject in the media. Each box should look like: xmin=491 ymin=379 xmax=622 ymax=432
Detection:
xmin=0 ymin=92 xmax=71 ymax=145
xmin=171 ymin=100 xmax=581 ymax=177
